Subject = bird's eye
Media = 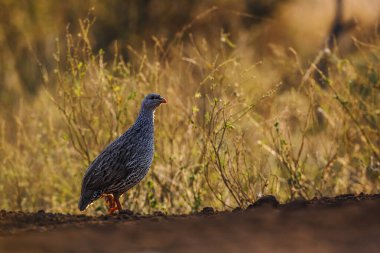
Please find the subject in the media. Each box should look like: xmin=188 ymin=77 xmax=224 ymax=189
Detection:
xmin=146 ymin=94 xmax=161 ymax=100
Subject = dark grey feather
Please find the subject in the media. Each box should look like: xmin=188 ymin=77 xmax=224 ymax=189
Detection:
xmin=78 ymin=93 xmax=165 ymax=211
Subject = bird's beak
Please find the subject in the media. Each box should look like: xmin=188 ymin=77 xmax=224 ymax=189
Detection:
xmin=160 ymin=97 xmax=167 ymax=104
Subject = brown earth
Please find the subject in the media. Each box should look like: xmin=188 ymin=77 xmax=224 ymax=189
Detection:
xmin=0 ymin=194 xmax=379 ymax=253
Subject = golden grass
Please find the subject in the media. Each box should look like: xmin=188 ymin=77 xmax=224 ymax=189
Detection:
xmin=0 ymin=2 xmax=379 ymax=214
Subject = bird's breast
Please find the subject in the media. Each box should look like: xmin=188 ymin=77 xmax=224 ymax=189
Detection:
xmin=122 ymin=135 xmax=154 ymax=185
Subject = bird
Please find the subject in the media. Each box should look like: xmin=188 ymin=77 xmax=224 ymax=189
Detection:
xmin=78 ymin=93 xmax=167 ymax=214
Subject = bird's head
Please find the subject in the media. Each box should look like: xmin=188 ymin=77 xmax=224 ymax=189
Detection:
xmin=142 ymin=93 xmax=167 ymax=110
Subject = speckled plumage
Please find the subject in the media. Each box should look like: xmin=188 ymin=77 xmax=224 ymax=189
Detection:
xmin=78 ymin=93 xmax=166 ymax=212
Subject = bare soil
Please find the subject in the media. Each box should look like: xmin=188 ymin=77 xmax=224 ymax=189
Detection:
xmin=0 ymin=194 xmax=379 ymax=253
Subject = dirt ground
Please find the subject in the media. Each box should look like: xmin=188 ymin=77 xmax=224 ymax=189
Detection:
xmin=0 ymin=194 xmax=379 ymax=253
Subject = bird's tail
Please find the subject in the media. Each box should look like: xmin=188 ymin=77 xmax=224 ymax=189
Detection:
xmin=78 ymin=191 xmax=95 ymax=211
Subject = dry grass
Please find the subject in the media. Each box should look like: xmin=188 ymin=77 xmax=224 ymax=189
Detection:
xmin=0 ymin=2 xmax=379 ymax=214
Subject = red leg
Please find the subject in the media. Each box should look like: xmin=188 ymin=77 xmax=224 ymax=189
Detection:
xmin=114 ymin=195 xmax=133 ymax=215
xmin=104 ymin=195 xmax=118 ymax=215
xmin=114 ymin=194 xmax=123 ymax=212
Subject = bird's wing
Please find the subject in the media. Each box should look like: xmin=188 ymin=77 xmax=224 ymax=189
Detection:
xmin=81 ymin=140 xmax=135 ymax=193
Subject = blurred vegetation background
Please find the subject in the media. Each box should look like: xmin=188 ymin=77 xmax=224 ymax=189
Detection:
xmin=0 ymin=0 xmax=379 ymax=214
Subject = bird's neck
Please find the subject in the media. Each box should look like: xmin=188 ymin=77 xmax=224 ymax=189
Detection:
xmin=134 ymin=107 xmax=155 ymax=131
